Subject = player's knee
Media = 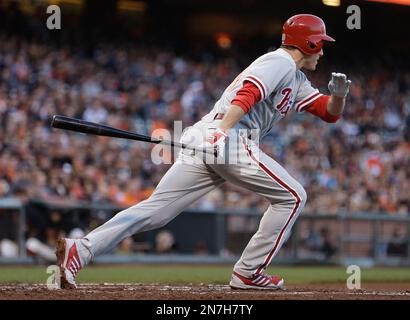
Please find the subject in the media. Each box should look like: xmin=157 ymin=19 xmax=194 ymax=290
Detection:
xmin=295 ymin=184 xmax=307 ymax=208
xmin=287 ymin=183 xmax=307 ymax=208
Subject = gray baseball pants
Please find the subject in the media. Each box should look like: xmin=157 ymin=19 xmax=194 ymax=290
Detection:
xmin=82 ymin=120 xmax=307 ymax=277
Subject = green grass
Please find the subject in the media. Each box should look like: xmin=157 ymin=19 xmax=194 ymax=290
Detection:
xmin=1 ymin=265 xmax=410 ymax=285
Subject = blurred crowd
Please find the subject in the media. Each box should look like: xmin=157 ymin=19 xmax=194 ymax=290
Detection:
xmin=0 ymin=35 xmax=409 ymax=258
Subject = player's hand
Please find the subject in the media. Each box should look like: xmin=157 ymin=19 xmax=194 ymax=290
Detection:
xmin=328 ymin=72 xmax=351 ymax=98
xmin=199 ymin=128 xmax=228 ymax=158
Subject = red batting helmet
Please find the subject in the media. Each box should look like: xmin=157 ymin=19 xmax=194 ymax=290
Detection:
xmin=281 ymin=14 xmax=335 ymax=55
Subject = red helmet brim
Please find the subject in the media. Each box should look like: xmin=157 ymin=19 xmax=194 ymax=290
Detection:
xmin=309 ymin=34 xmax=336 ymax=43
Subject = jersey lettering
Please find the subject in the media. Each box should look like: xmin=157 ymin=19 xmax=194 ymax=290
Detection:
xmin=275 ymin=88 xmax=292 ymax=116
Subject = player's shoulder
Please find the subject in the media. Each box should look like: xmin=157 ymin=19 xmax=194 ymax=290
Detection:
xmin=251 ymin=48 xmax=296 ymax=72
xmin=295 ymin=69 xmax=310 ymax=83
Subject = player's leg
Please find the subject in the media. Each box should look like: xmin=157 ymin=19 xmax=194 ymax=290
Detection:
xmin=211 ymin=136 xmax=307 ymax=289
xmin=83 ymin=162 xmax=224 ymax=257
xmin=57 ymin=159 xmax=224 ymax=288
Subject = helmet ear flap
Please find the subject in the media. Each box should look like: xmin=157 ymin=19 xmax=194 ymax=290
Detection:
xmin=307 ymin=41 xmax=317 ymax=50
xmin=306 ymin=39 xmax=323 ymax=54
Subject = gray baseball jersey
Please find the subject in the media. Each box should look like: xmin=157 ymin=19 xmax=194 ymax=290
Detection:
xmin=202 ymin=48 xmax=324 ymax=138
xmin=80 ymin=48 xmax=318 ymax=282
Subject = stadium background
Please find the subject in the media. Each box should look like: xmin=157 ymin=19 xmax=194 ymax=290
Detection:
xmin=0 ymin=0 xmax=409 ymax=299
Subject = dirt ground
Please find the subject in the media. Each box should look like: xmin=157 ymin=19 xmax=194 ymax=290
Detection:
xmin=0 ymin=283 xmax=409 ymax=300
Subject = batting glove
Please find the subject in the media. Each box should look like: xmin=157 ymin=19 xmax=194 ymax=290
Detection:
xmin=199 ymin=128 xmax=228 ymax=158
xmin=328 ymin=72 xmax=352 ymax=98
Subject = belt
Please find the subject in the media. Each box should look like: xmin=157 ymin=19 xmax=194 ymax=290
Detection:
xmin=213 ymin=113 xmax=225 ymax=120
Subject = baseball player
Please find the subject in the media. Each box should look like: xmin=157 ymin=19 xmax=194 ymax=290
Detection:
xmin=56 ymin=14 xmax=351 ymax=290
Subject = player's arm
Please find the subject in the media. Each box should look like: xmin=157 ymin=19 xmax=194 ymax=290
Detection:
xmin=326 ymin=95 xmax=346 ymax=116
xmin=218 ymin=105 xmax=246 ymax=131
xmin=203 ymin=58 xmax=289 ymax=155
xmin=303 ymin=73 xmax=351 ymax=123
xmin=219 ymin=58 xmax=290 ymax=131
xmin=201 ymin=81 xmax=261 ymax=156
xmin=218 ymin=81 xmax=261 ymax=131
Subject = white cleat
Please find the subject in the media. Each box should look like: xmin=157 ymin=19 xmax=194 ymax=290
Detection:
xmin=55 ymin=238 xmax=86 ymax=289
xmin=230 ymin=271 xmax=284 ymax=290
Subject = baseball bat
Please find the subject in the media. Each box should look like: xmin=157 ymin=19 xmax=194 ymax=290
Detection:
xmin=51 ymin=115 xmax=215 ymax=155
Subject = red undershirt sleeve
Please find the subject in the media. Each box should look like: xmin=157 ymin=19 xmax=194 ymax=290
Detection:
xmin=231 ymin=81 xmax=262 ymax=113
xmin=303 ymin=95 xmax=341 ymax=123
